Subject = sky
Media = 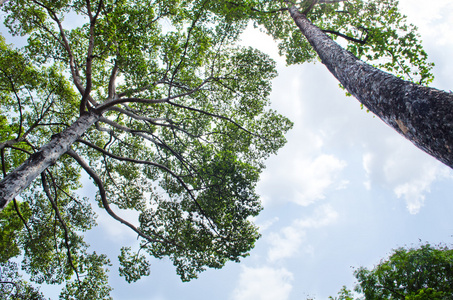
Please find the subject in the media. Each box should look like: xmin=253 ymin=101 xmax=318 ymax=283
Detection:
xmin=3 ymin=1 xmax=453 ymax=299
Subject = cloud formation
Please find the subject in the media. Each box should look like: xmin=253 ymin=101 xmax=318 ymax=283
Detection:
xmin=267 ymin=204 xmax=339 ymax=262
xmin=231 ymin=266 xmax=294 ymax=300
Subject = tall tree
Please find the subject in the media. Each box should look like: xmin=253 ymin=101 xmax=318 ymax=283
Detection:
xmin=210 ymin=0 xmax=453 ymax=168
xmin=0 ymin=0 xmax=291 ymax=297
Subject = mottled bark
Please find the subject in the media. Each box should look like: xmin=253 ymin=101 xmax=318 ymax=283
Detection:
xmin=288 ymin=6 xmax=453 ymax=168
xmin=0 ymin=111 xmax=100 ymax=209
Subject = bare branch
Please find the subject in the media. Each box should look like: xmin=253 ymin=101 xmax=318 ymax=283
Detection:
xmin=322 ymin=29 xmax=368 ymax=44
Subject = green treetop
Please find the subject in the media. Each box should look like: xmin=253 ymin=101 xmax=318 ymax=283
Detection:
xmin=0 ymin=0 xmax=292 ymax=297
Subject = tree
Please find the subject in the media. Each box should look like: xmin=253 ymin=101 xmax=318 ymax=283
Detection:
xmin=0 ymin=261 xmax=47 ymax=300
xmin=0 ymin=0 xmax=291 ymax=297
xmin=330 ymin=243 xmax=453 ymax=299
xmin=207 ymin=0 xmax=453 ymax=168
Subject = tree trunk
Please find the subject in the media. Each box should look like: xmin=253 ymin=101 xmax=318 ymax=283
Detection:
xmin=0 ymin=111 xmax=100 ymax=209
xmin=288 ymin=6 xmax=453 ymax=168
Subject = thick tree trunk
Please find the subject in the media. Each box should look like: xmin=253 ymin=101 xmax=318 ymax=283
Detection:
xmin=288 ymin=6 xmax=453 ymax=168
xmin=0 ymin=111 xmax=100 ymax=209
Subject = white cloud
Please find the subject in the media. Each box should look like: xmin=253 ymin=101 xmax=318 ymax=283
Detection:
xmin=231 ymin=266 xmax=294 ymax=300
xmin=362 ymin=136 xmax=453 ymax=214
xmin=266 ymin=205 xmax=338 ymax=262
xmin=257 ymin=217 xmax=280 ymax=233
xmin=267 ymin=225 xmax=306 ymax=262
xmin=257 ymin=132 xmax=347 ymax=208
xmin=292 ymin=155 xmax=348 ymax=206
xmin=399 ymin=0 xmax=453 ymax=46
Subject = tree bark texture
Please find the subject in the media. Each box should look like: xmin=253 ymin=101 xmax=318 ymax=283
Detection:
xmin=288 ymin=6 xmax=453 ymax=168
xmin=0 ymin=111 xmax=100 ymax=209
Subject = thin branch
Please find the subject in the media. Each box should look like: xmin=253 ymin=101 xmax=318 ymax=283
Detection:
xmin=30 ymin=0 xmax=86 ymax=97
xmin=65 ymin=149 xmax=181 ymax=248
xmin=80 ymin=0 xmax=104 ymax=114
xmin=322 ymin=29 xmax=368 ymax=44
xmin=41 ymin=172 xmax=82 ymax=287
xmin=226 ymin=1 xmax=288 ymax=14
xmin=302 ymin=0 xmax=318 ymax=15
xmin=96 ymin=77 xmax=213 ymax=112
xmin=76 ymin=139 xmax=219 ymax=234
xmin=166 ymin=100 xmax=261 ymax=139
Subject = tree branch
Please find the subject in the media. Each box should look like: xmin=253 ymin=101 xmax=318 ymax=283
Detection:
xmin=65 ymin=149 xmax=180 ymax=247
xmin=41 ymin=172 xmax=81 ymax=287
xmin=322 ymin=29 xmax=369 ymax=44
xmin=80 ymin=0 xmax=104 ymax=114
xmin=96 ymin=77 xmax=213 ymax=112
xmin=76 ymin=138 xmax=219 ymax=234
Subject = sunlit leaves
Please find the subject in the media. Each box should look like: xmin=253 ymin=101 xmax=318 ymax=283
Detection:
xmin=238 ymin=0 xmax=434 ymax=84
xmin=118 ymin=247 xmax=150 ymax=283
xmin=0 ymin=261 xmax=46 ymax=300
xmin=332 ymin=243 xmax=453 ymax=299
xmin=60 ymin=253 xmax=112 ymax=300
xmin=0 ymin=201 xmax=31 ymax=263
xmin=354 ymin=243 xmax=453 ymax=299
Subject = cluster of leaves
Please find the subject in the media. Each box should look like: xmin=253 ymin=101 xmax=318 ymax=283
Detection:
xmin=330 ymin=243 xmax=453 ymax=300
xmin=0 ymin=261 xmax=46 ymax=300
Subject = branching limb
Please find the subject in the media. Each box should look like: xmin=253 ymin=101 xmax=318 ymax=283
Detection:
xmin=65 ymin=149 xmax=181 ymax=248
xmin=41 ymin=172 xmax=81 ymax=287
xmin=30 ymin=0 xmax=97 ymax=109
xmin=226 ymin=1 xmax=288 ymax=14
xmin=97 ymin=77 xmax=213 ymax=112
xmin=322 ymin=29 xmax=369 ymax=44
xmin=76 ymin=139 xmax=219 ymax=234
xmin=80 ymin=0 xmax=104 ymax=114
xmin=166 ymin=100 xmax=261 ymax=139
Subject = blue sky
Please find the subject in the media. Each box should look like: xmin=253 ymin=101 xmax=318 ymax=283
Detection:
xmin=4 ymin=0 xmax=453 ymax=299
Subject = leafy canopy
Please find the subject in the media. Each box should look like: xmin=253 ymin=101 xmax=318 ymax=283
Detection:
xmin=330 ymin=243 xmax=453 ymax=300
xmin=0 ymin=0 xmax=291 ymax=297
